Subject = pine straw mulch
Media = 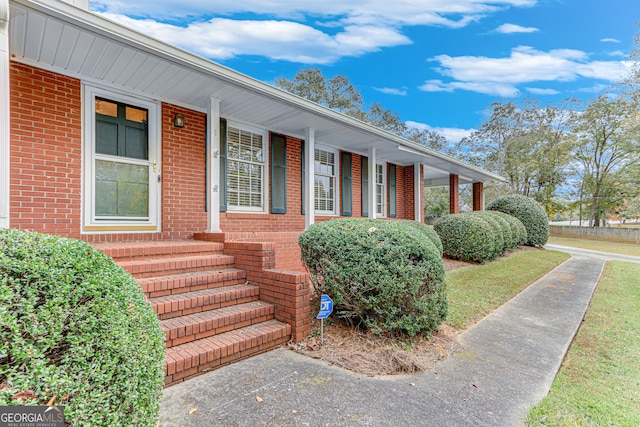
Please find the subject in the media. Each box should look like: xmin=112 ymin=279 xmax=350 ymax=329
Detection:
xmin=288 ymin=258 xmax=473 ymax=376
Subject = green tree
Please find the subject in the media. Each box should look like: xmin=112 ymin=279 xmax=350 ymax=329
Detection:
xmin=275 ymin=67 xmax=454 ymax=152
xmin=572 ymin=93 xmax=640 ymax=226
xmin=275 ymin=67 xmax=365 ymax=118
xmin=424 ymin=187 xmax=449 ymax=220
xmin=458 ymin=98 xmax=575 ymax=214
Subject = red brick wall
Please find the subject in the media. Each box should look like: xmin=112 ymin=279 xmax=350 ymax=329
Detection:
xmin=9 ymin=62 xmax=83 ymax=238
xmin=9 ymin=63 xmax=424 ymax=251
xmin=161 ymin=104 xmax=208 ymax=239
xmin=9 ymin=63 xmax=210 ymax=242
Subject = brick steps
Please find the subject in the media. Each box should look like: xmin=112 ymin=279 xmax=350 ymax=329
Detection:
xmin=119 ymin=254 xmax=236 ymax=278
xmin=150 ymin=283 xmax=259 ymax=320
xmin=161 ymin=300 xmax=275 ymax=347
xmin=164 ymin=320 xmax=291 ymax=385
xmin=93 ymin=239 xmax=292 ymax=387
xmin=140 ymin=268 xmax=247 ymax=298
xmin=93 ymin=240 xmax=224 ymax=260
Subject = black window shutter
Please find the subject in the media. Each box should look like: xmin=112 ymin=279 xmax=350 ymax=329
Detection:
xmin=271 ymin=134 xmax=287 ymax=214
xmin=361 ymin=157 xmax=368 ymax=217
xmin=388 ymin=163 xmax=396 ymax=218
xmin=219 ymin=118 xmax=227 ymax=212
xmin=341 ymin=152 xmax=352 ymax=216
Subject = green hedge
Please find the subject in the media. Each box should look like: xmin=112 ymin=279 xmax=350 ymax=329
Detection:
xmin=489 ymin=210 xmax=528 ymax=247
xmin=400 ymin=220 xmax=443 ymax=256
xmin=487 ymin=195 xmax=549 ymax=246
xmin=0 ymin=229 xmax=165 ymax=426
xmin=299 ymin=218 xmax=447 ymax=337
xmin=434 ymin=213 xmax=497 ymax=263
xmin=434 ymin=211 xmax=526 ymax=263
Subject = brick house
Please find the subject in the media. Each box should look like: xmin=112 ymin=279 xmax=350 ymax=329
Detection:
xmin=0 ymin=0 xmax=502 ymax=385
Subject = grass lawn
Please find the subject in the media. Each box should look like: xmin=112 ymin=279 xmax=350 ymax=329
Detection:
xmin=548 ymin=236 xmax=640 ymax=257
xmin=527 ymin=261 xmax=640 ymax=426
xmin=445 ymin=249 xmax=571 ymax=330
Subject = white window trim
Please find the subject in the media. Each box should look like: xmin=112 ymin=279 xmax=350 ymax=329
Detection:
xmin=314 ymin=145 xmax=338 ymax=216
xmin=82 ymin=85 xmax=161 ymax=232
xmin=225 ymin=121 xmax=268 ymax=213
xmin=376 ymin=162 xmax=387 ymax=218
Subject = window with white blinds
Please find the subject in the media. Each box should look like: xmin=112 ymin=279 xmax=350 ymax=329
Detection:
xmin=226 ymin=126 xmax=266 ymax=211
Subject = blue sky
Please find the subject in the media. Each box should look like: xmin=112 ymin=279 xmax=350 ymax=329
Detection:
xmin=91 ymin=0 xmax=638 ymax=142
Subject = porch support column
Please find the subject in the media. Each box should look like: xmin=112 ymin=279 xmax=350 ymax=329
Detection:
xmin=0 ymin=0 xmax=9 ymax=229
xmin=206 ymin=97 xmax=221 ymax=232
xmin=414 ymin=163 xmax=422 ymax=222
xmin=367 ymin=147 xmax=376 ymax=218
xmin=472 ymin=182 xmax=484 ymax=211
xmin=449 ymin=173 xmax=460 ymax=214
xmin=304 ymin=128 xmax=315 ymax=228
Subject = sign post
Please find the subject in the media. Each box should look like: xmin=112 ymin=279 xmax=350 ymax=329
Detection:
xmin=316 ymin=294 xmax=333 ymax=343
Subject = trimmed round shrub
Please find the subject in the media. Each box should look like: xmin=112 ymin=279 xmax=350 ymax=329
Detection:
xmin=0 ymin=229 xmax=165 ymax=426
xmin=434 ymin=213 xmax=496 ymax=263
xmin=299 ymin=218 xmax=447 ymax=337
xmin=490 ymin=210 xmax=527 ymax=247
xmin=400 ymin=220 xmax=443 ymax=256
xmin=487 ymin=195 xmax=549 ymax=246
xmin=470 ymin=211 xmax=506 ymax=258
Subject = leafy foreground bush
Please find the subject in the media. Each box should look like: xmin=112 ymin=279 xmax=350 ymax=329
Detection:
xmin=487 ymin=194 xmax=549 ymax=246
xmin=299 ymin=218 xmax=447 ymax=337
xmin=434 ymin=211 xmax=526 ymax=263
xmin=400 ymin=220 xmax=443 ymax=256
xmin=0 ymin=229 xmax=165 ymax=427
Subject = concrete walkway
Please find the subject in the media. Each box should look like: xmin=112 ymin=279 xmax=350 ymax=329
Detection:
xmin=545 ymin=243 xmax=640 ymax=264
xmin=159 ymin=255 xmax=605 ymax=427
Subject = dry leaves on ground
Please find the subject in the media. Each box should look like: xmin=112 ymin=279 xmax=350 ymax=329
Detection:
xmin=288 ymin=257 xmax=472 ymax=376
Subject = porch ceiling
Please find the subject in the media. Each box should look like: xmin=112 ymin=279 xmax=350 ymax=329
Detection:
xmin=8 ymin=0 xmax=504 ymax=185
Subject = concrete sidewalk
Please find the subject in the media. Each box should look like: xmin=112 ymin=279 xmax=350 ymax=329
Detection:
xmin=159 ymin=256 xmax=604 ymax=427
xmin=545 ymin=243 xmax=640 ymax=264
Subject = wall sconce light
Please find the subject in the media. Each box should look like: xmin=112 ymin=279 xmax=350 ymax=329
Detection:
xmin=173 ymin=113 xmax=185 ymax=128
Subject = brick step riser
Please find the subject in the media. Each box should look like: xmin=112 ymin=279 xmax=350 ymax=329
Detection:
xmin=122 ymin=258 xmax=236 ymax=279
xmin=96 ymin=243 xmax=225 ymax=261
xmin=163 ymin=305 xmax=276 ymax=348
xmin=109 ymin=250 xmax=225 ymax=263
xmin=164 ymin=321 xmax=292 ymax=387
xmin=138 ymin=271 xmax=247 ymax=298
xmin=153 ymin=291 xmax=260 ymax=320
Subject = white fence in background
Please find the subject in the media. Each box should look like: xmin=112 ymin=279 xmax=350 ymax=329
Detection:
xmin=550 ymin=225 xmax=640 ymax=243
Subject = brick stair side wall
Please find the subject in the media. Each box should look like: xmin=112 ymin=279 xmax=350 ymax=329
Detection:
xmin=223 ymin=241 xmax=310 ymax=341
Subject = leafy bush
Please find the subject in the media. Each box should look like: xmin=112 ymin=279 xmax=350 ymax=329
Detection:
xmin=299 ymin=218 xmax=447 ymax=337
xmin=487 ymin=195 xmax=549 ymax=246
xmin=400 ymin=220 xmax=443 ymax=256
xmin=489 ymin=210 xmax=528 ymax=247
xmin=470 ymin=211 xmax=507 ymax=258
xmin=434 ymin=213 xmax=497 ymax=263
xmin=0 ymin=229 xmax=165 ymax=426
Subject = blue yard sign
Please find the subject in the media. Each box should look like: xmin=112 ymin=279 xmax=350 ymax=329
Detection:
xmin=317 ymin=294 xmax=333 ymax=319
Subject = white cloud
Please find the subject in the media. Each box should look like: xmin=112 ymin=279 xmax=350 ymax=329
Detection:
xmin=419 ymin=79 xmax=519 ymax=96
xmin=525 ymin=87 xmax=561 ymax=95
xmin=406 ymin=121 xmax=475 ymax=143
xmin=601 ymin=38 xmax=621 ymax=43
xmin=373 ymin=87 xmax=408 ymax=96
xmin=92 ymin=1 xmax=538 ymax=26
xmin=421 ymin=46 xmax=629 ymax=96
xmin=92 ymin=0 xmax=538 ymax=63
xmin=99 ymin=13 xmax=410 ymax=63
xmin=495 ymin=23 xmax=539 ymax=34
